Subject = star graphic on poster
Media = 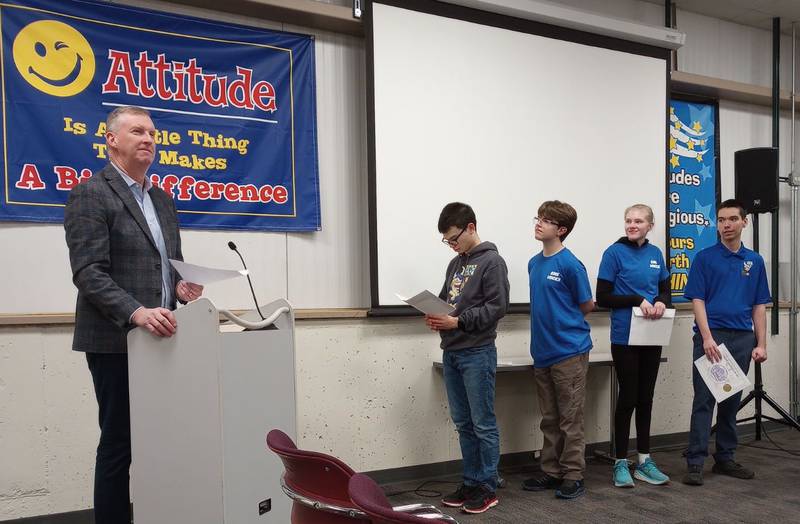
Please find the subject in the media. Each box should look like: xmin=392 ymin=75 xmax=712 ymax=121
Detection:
xmin=695 ymin=199 xmax=713 ymax=235
xmin=670 ymin=106 xmax=675 ymax=114
xmin=688 ymin=104 xmax=712 ymax=132
xmin=675 ymin=121 xmax=682 ymax=130
xmin=670 ymin=136 xmax=677 ymax=151
xmin=692 ymin=121 xmax=703 ymax=132
xmin=699 ymin=165 xmax=713 ymax=181
xmin=688 ymin=139 xmax=695 ymax=150
xmin=670 ymin=154 xmax=680 ymax=168
xmin=696 ymin=152 xmax=703 ymax=162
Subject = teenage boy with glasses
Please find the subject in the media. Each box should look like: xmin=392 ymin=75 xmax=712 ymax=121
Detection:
xmin=522 ymin=201 xmax=594 ymax=500
xmin=426 ymin=202 xmax=510 ymax=514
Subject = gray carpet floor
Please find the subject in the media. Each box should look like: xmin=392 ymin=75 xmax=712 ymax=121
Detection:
xmin=382 ymin=428 xmax=800 ymax=523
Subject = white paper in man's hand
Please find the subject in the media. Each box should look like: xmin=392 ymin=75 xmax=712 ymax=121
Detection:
xmin=694 ymin=343 xmax=751 ymax=403
xmin=169 ymin=259 xmax=247 ymax=286
xmin=396 ymin=291 xmax=455 ymax=315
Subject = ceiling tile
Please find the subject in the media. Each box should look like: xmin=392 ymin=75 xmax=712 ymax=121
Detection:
xmin=732 ymin=9 xmax=779 ymax=30
xmin=641 ymin=0 xmax=800 ymax=34
xmin=673 ymin=0 xmax=750 ymax=20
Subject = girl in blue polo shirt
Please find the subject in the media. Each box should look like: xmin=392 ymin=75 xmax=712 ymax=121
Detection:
xmin=596 ymin=204 xmax=671 ymax=488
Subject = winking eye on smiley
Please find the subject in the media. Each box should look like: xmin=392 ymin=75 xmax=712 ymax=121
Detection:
xmin=12 ymin=20 xmax=95 ymax=97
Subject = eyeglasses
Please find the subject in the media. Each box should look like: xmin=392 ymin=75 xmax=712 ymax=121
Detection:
xmin=441 ymin=227 xmax=467 ymax=245
xmin=534 ymin=216 xmax=560 ymax=227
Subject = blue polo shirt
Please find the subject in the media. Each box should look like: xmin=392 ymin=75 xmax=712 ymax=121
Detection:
xmin=529 ymin=248 xmax=593 ymax=368
xmin=683 ymin=242 xmax=771 ymax=331
xmin=598 ymin=239 xmax=669 ymax=345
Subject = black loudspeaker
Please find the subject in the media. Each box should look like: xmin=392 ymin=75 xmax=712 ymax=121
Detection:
xmin=734 ymin=147 xmax=779 ymax=213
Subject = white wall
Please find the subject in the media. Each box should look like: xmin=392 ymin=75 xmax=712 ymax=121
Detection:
xmin=3 ymin=0 xmax=800 ymax=519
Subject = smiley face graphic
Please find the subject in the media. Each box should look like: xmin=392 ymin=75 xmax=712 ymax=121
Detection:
xmin=12 ymin=20 xmax=95 ymax=97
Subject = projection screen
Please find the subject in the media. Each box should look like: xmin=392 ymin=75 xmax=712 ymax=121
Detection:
xmin=368 ymin=0 xmax=669 ymax=309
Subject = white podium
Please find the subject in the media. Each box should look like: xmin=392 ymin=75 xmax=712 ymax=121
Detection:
xmin=127 ymin=298 xmax=296 ymax=524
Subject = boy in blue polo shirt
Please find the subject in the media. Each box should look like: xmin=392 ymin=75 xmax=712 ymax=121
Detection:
xmin=521 ymin=200 xmax=594 ymax=500
xmin=682 ymin=199 xmax=771 ymax=486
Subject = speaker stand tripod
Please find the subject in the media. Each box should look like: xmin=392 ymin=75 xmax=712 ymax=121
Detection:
xmin=732 ymin=361 xmax=800 ymax=439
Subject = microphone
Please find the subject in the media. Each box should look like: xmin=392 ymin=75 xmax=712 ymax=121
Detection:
xmin=228 ymin=241 xmax=265 ymax=320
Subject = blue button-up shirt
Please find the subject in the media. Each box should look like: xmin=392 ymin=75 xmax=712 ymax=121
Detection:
xmin=112 ymin=162 xmax=173 ymax=308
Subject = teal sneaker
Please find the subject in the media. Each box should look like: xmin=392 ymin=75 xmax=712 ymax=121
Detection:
xmin=634 ymin=458 xmax=670 ymax=485
xmin=613 ymin=459 xmax=634 ymax=488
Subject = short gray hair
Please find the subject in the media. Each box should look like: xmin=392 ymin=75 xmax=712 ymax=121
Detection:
xmin=106 ymin=106 xmax=151 ymax=132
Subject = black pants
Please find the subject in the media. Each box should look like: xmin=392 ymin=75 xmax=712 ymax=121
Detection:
xmin=611 ymin=344 xmax=662 ymax=458
xmin=86 ymin=353 xmax=131 ymax=524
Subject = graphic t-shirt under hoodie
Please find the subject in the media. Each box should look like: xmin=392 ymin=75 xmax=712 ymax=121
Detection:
xmin=437 ymin=241 xmax=510 ymax=351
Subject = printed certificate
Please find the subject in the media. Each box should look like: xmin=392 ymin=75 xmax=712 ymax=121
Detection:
xmin=694 ymin=343 xmax=751 ymax=403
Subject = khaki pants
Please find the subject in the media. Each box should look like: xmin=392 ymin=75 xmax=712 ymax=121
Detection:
xmin=534 ymin=352 xmax=589 ymax=481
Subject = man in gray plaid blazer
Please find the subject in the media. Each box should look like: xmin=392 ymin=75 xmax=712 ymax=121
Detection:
xmin=64 ymin=106 xmax=203 ymax=523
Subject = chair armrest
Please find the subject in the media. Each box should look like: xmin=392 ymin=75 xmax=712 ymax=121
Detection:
xmin=410 ymin=513 xmax=460 ymax=523
xmin=392 ymin=503 xmax=439 ymax=513
xmin=392 ymin=504 xmax=459 ymax=523
xmin=280 ymin=475 xmax=366 ymax=518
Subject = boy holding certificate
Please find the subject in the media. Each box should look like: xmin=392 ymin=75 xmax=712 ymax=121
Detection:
xmin=682 ymin=199 xmax=771 ymax=486
xmin=425 ymin=202 xmax=510 ymax=514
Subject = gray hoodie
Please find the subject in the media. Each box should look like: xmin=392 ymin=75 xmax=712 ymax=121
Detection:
xmin=437 ymin=241 xmax=510 ymax=351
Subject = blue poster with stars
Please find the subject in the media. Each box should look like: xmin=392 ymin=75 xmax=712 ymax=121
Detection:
xmin=668 ymin=99 xmax=719 ymax=303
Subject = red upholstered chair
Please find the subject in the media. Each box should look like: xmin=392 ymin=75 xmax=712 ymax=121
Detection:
xmin=267 ymin=430 xmax=457 ymax=524
xmin=266 ymin=429 xmax=365 ymax=523
xmin=348 ymin=474 xmax=459 ymax=524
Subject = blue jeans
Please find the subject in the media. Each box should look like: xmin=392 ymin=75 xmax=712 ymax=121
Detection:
xmin=442 ymin=344 xmax=500 ymax=491
xmin=687 ymin=329 xmax=755 ymax=466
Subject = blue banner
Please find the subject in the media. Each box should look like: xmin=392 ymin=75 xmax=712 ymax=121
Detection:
xmin=0 ymin=0 xmax=320 ymax=231
xmin=668 ymin=100 xmax=718 ymax=302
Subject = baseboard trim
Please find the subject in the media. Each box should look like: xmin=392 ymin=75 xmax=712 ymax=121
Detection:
xmin=6 ymin=509 xmax=93 ymax=524
xmin=365 ymin=421 xmax=789 ymax=484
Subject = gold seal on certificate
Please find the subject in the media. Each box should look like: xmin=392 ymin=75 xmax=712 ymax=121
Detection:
xmin=723 ymin=384 xmax=732 ymax=392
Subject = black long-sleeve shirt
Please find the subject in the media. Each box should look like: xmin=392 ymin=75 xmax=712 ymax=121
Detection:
xmin=596 ymin=277 xmax=671 ymax=309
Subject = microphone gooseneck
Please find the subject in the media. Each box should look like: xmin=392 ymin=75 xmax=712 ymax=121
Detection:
xmin=228 ymin=241 xmax=265 ymax=320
